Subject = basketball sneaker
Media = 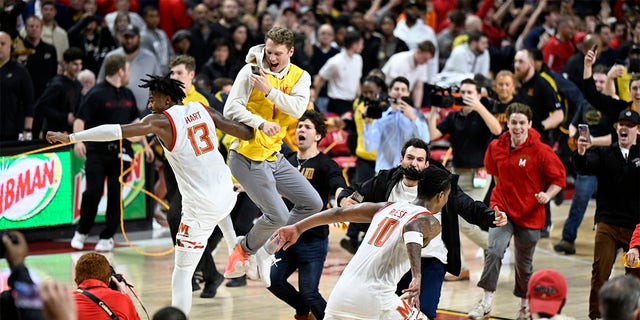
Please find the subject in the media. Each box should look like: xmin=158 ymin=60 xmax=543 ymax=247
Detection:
xmin=225 ymin=243 xmax=249 ymax=278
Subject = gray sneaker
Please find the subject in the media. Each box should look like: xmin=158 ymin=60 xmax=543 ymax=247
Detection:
xmin=468 ymin=300 xmax=491 ymax=319
xmin=516 ymin=306 xmax=529 ymax=320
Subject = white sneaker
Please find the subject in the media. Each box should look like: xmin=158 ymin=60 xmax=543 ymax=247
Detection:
xmin=468 ymin=300 xmax=492 ymax=319
xmin=255 ymin=247 xmax=280 ymax=288
xmin=515 ymin=306 xmax=529 ymax=320
xmin=95 ymin=238 xmax=114 ymax=252
xmin=70 ymin=232 xmax=88 ymax=250
xmin=502 ymin=248 xmax=512 ymax=265
xmin=246 ymin=254 xmax=259 ymax=280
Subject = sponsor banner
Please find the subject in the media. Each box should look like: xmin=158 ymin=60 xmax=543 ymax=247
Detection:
xmin=1 ymin=152 xmax=71 ymax=228
xmin=0 ymin=145 xmax=146 ymax=230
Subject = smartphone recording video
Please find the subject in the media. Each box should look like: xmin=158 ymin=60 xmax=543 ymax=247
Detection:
xmin=578 ymin=124 xmax=591 ymax=144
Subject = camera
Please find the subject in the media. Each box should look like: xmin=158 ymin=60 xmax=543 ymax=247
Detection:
xmin=0 ymin=230 xmax=19 ymax=259
xmin=108 ymin=265 xmax=132 ymax=291
xmin=429 ymin=86 xmax=459 ymax=108
xmin=363 ymin=92 xmax=393 ymax=119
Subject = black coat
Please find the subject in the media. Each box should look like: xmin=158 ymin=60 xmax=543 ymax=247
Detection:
xmin=573 ymin=143 xmax=640 ymax=229
xmin=337 ymin=160 xmax=496 ymax=275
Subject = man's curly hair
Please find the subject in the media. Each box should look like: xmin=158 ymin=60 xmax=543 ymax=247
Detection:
xmin=138 ymin=72 xmax=186 ymax=104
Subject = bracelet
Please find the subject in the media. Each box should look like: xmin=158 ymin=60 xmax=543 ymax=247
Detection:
xmin=403 ymin=231 xmax=423 ymax=245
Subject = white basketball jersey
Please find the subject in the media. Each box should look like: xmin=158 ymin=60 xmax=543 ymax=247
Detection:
xmin=161 ymin=102 xmax=236 ymax=217
xmin=326 ymin=202 xmax=431 ymax=319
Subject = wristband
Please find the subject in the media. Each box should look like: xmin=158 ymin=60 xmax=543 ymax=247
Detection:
xmin=403 ymin=231 xmax=423 ymax=245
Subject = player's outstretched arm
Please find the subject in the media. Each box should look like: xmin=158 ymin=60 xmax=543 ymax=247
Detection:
xmin=46 ymin=114 xmax=171 ymax=145
xmin=274 ymin=202 xmax=387 ymax=250
xmin=207 ymin=107 xmax=255 ymax=140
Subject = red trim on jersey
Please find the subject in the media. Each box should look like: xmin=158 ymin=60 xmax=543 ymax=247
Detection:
xmin=163 ymin=110 xmax=177 ymax=151
xmin=372 ymin=202 xmax=396 ymax=218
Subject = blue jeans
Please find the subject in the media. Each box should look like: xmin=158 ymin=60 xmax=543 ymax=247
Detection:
xmin=268 ymin=237 xmax=328 ymax=319
xmin=396 ymin=257 xmax=446 ymax=319
xmin=561 ymin=174 xmax=597 ymax=243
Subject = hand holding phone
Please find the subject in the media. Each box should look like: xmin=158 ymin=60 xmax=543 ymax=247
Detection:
xmin=351 ymin=191 xmax=364 ymax=203
xmin=251 ymin=65 xmax=261 ymax=75
xmin=578 ymin=124 xmax=591 ymax=144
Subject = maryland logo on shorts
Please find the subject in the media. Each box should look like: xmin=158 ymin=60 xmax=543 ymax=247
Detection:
xmin=396 ymin=299 xmax=428 ymax=319
xmin=177 ymin=222 xmax=190 ymax=238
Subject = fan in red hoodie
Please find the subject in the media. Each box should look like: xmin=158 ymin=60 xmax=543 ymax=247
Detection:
xmin=468 ymin=102 xmax=566 ymax=320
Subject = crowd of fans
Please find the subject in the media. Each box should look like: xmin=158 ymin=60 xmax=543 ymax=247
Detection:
xmin=2 ymin=0 xmax=640 ymax=319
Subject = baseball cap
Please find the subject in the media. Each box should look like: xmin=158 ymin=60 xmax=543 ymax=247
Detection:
xmin=122 ymin=25 xmax=140 ymax=37
xmin=527 ymin=269 xmax=567 ymax=316
xmin=573 ymin=31 xmax=587 ymax=44
xmin=617 ymin=109 xmax=640 ymax=125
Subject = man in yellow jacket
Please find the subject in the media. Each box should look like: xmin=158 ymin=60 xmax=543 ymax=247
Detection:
xmin=223 ymin=27 xmax=323 ymax=287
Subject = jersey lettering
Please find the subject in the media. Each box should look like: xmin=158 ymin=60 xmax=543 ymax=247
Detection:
xmin=187 ymin=122 xmax=214 ymax=156
xmin=368 ymin=217 xmax=399 ymax=247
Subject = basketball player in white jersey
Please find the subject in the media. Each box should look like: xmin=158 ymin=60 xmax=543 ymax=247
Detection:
xmin=274 ymin=165 xmax=453 ymax=320
xmin=46 ymin=73 xmax=254 ymax=316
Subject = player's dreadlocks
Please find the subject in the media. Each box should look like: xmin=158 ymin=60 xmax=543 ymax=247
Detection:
xmin=138 ymin=72 xmax=186 ymax=104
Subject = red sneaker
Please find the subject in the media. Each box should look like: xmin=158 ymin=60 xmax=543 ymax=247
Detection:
xmin=224 ymin=244 xmax=249 ymax=278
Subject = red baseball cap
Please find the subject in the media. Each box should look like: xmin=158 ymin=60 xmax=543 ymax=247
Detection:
xmin=527 ymin=269 xmax=567 ymax=315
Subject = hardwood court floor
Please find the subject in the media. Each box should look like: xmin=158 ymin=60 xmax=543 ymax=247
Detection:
xmin=1 ymin=200 xmax=602 ymax=319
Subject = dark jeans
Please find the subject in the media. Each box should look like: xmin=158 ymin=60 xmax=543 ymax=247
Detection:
xmin=561 ymin=174 xmax=597 ymax=243
xmin=396 ymin=257 xmax=446 ymax=320
xmin=77 ymin=154 xmax=129 ymax=239
xmin=268 ymin=237 xmax=328 ymax=319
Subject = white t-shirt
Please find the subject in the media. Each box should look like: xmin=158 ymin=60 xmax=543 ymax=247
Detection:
xmin=161 ymin=102 xmax=236 ymax=219
xmin=381 ymin=50 xmax=428 ymax=92
xmin=325 ymin=202 xmax=432 ymax=319
xmin=393 ymin=19 xmax=439 ymax=82
xmin=318 ymin=49 xmax=363 ymax=100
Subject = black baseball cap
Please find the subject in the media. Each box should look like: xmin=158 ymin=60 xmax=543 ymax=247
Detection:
xmin=617 ymin=109 xmax=640 ymax=125
xmin=122 ymin=25 xmax=140 ymax=37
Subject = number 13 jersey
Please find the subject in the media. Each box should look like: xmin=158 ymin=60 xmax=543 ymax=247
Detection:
xmin=161 ymin=102 xmax=236 ymax=216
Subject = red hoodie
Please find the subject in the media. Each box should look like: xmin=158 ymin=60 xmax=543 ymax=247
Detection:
xmin=484 ymin=129 xmax=566 ymax=229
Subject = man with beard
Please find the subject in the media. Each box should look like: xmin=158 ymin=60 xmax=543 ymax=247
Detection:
xmin=98 ymin=24 xmax=161 ymax=113
xmin=442 ymin=31 xmax=490 ymax=78
xmin=513 ymin=49 xmax=564 ymax=145
xmin=34 ymin=47 xmax=83 ymax=135
xmin=336 ymin=138 xmax=507 ymax=319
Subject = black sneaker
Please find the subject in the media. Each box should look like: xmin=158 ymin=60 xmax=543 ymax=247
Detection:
xmin=200 ymin=273 xmax=224 ymax=298
xmin=225 ymin=275 xmax=247 ymax=287
xmin=553 ymin=240 xmax=576 ymax=255
xmin=192 ymin=276 xmax=201 ymax=291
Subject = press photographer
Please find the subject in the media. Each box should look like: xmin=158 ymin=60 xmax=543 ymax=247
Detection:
xmin=362 ymin=76 xmax=430 ymax=172
xmin=73 ymin=252 xmax=140 ymax=320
